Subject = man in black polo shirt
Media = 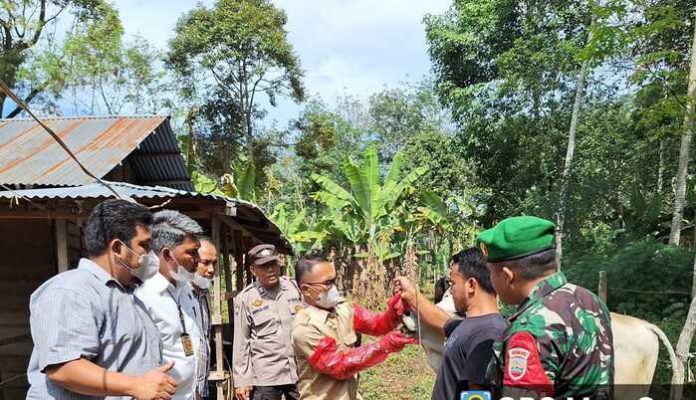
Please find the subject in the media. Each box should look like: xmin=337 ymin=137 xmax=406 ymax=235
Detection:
xmin=396 ymin=248 xmax=505 ymax=400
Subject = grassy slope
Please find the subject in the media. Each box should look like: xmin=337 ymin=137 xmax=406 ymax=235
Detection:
xmin=359 ymin=343 xmax=436 ymax=400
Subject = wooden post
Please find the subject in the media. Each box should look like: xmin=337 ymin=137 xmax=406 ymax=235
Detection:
xmin=210 ymin=216 xmax=227 ymax=400
xmin=222 ymin=225 xmax=234 ymax=325
xmin=598 ymin=271 xmax=607 ymax=303
xmin=55 ymin=219 xmax=68 ymax=273
xmin=233 ymin=230 xmax=244 ymax=292
xmin=244 ymin=235 xmax=254 ymax=285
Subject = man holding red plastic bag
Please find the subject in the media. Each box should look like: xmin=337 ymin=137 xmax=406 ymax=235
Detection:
xmin=291 ymin=254 xmax=417 ymax=399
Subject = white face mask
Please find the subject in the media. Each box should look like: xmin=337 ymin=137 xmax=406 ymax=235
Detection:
xmin=170 ymin=261 xmax=195 ymax=283
xmin=117 ymin=243 xmax=159 ymax=282
xmin=192 ymin=273 xmax=212 ymax=289
xmin=315 ymin=285 xmax=344 ymax=310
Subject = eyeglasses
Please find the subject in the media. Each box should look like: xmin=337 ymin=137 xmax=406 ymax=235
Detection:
xmin=304 ymin=279 xmax=336 ymax=289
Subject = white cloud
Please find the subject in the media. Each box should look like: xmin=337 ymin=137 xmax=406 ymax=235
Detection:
xmin=113 ymin=0 xmax=451 ymax=123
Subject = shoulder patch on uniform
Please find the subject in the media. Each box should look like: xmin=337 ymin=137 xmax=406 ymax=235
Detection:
xmin=507 ymin=347 xmax=530 ymax=380
xmin=503 ymin=331 xmax=554 ymax=395
xmin=253 ymin=299 xmax=263 ymax=307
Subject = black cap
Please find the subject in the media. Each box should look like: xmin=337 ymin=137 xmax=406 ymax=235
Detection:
xmin=248 ymin=244 xmax=280 ymax=267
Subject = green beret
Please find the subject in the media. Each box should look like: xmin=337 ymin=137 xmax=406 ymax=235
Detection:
xmin=476 ymin=216 xmax=556 ymax=262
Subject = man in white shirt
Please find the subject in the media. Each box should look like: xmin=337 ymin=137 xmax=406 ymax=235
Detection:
xmin=136 ymin=210 xmax=205 ymax=400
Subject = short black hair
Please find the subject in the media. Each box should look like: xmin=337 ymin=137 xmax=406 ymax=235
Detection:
xmin=295 ymin=253 xmax=329 ymax=287
xmin=507 ymin=248 xmax=557 ymax=279
xmin=451 ymin=248 xmax=495 ymax=294
xmin=84 ymin=199 xmax=153 ymax=257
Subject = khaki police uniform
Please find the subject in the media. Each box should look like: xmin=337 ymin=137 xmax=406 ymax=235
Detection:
xmin=233 ymin=277 xmax=303 ymax=391
xmin=291 ymin=302 xmax=362 ymax=400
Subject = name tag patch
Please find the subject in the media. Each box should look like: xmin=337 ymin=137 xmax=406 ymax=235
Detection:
xmin=251 ymin=305 xmax=270 ymax=314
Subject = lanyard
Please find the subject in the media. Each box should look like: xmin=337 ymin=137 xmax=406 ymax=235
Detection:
xmin=166 ymin=288 xmax=188 ymax=335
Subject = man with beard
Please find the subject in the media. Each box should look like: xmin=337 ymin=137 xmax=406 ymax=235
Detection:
xmin=27 ymin=199 xmax=176 ymax=400
xmin=396 ymin=248 xmax=505 ymax=400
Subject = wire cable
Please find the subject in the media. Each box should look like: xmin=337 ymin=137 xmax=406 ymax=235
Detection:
xmin=0 ymin=79 xmax=123 ymax=200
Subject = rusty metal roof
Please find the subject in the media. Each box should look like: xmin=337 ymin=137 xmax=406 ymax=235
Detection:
xmin=0 ymin=181 xmax=292 ymax=253
xmin=0 ymin=116 xmax=193 ymax=190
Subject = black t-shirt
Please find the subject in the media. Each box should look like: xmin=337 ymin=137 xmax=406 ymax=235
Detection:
xmin=431 ymin=313 xmax=506 ymax=400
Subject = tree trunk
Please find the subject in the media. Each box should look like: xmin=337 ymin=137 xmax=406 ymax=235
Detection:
xmin=556 ymin=61 xmax=589 ymax=269
xmin=658 ymin=139 xmax=665 ymax=193
xmin=674 ymin=253 xmax=696 ymax=393
xmin=674 ymin=295 xmax=694 ymax=400
xmin=669 ymin=15 xmax=696 ymax=245
xmin=693 ymin=215 xmax=696 ymax=299
xmin=674 ymin=21 xmax=696 ymax=398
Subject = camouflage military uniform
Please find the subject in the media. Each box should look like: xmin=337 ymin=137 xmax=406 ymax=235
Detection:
xmin=489 ymin=272 xmax=614 ymax=399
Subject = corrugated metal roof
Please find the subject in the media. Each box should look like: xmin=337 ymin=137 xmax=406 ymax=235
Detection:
xmin=0 ymin=180 xmax=228 ymax=201
xmin=0 ymin=116 xmax=193 ymax=190
xmin=0 ymin=181 xmax=292 ymax=252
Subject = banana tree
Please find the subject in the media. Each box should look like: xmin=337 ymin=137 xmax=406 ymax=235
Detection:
xmin=311 ymin=146 xmax=426 ymax=252
xmin=271 ymin=204 xmax=327 ymax=254
xmin=310 ymin=146 xmax=427 ymax=302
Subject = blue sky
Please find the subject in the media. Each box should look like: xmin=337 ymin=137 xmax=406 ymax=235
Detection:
xmin=115 ymin=0 xmax=451 ymax=125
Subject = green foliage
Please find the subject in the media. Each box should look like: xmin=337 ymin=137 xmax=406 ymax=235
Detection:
xmin=566 ymin=240 xmax=693 ymax=321
xmin=271 ymin=204 xmax=326 ymax=254
xmin=311 ymin=146 xmax=428 ymax=255
xmin=192 ymin=163 xmax=258 ymax=202
xmin=368 ymin=79 xmax=451 ymax=161
xmin=167 ymin=0 xmax=305 ymax=180
xmin=0 ymin=0 xmax=113 ymax=116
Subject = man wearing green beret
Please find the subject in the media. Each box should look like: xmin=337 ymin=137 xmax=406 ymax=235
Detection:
xmin=478 ymin=216 xmax=613 ymax=399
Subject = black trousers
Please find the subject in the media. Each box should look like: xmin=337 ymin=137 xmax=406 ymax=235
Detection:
xmin=251 ymin=384 xmax=300 ymax=400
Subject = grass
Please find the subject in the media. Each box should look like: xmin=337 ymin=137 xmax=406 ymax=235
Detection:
xmin=358 ymin=282 xmax=437 ymax=399
xmin=359 ymin=341 xmax=436 ymax=400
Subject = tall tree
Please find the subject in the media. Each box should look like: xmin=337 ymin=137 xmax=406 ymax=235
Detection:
xmin=673 ymin=10 xmax=696 ymax=398
xmin=167 ymin=0 xmax=305 ymax=177
xmin=55 ymin=4 xmax=169 ymax=116
xmin=425 ymin=0 xmax=593 ymax=227
xmin=0 ymin=0 xmax=106 ymax=116
xmin=368 ymin=80 xmax=450 ymax=161
xmin=669 ymin=11 xmax=696 ymax=245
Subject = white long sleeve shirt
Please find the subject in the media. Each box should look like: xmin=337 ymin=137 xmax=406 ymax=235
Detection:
xmin=136 ymin=273 xmax=203 ymax=400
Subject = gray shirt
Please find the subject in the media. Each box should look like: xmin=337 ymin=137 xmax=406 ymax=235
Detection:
xmin=233 ymin=277 xmax=303 ymax=387
xmin=192 ymin=288 xmax=211 ymax=397
xmin=27 ymin=258 xmax=163 ymax=400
